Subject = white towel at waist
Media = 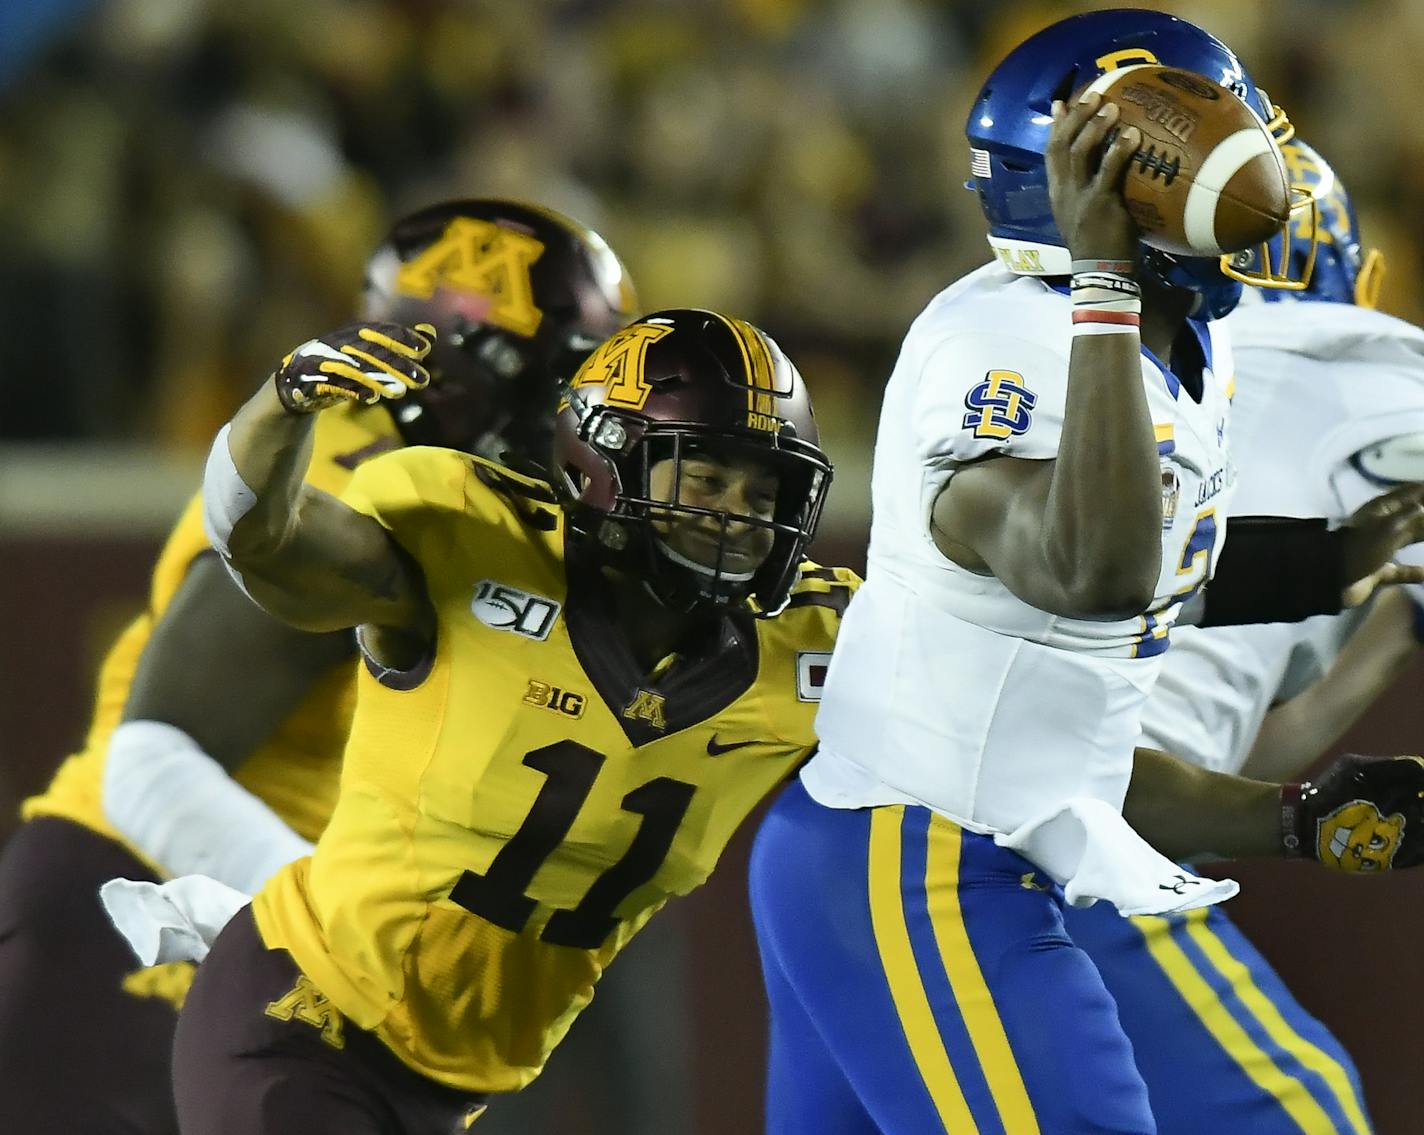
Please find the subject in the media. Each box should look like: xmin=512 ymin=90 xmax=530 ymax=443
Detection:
xmin=995 ymin=796 xmax=1238 ymax=916
xmin=99 ymin=874 xmax=249 ymax=965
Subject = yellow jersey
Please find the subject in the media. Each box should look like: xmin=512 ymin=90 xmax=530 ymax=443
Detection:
xmin=22 ymin=402 xmax=404 ymax=865
xmin=251 ymin=445 xmax=857 ymax=1093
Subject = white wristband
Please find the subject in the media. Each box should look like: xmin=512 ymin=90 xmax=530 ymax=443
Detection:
xmin=1071 ymin=318 xmax=1143 ymax=337
xmin=202 ymin=422 xmax=257 ymax=559
xmin=102 ymin=720 xmax=315 ymax=895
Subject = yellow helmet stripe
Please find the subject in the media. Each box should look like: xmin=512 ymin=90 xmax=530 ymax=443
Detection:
xmin=712 ymin=312 xmax=777 ymax=418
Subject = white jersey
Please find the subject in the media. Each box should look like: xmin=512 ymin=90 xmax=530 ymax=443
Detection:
xmin=1140 ymin=298 xmax=1424 ymax=774
xmin=804 ymin=262 xmax=1236 ymax=841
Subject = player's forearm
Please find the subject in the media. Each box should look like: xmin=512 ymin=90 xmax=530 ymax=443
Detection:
xmin=1041 ymin=333 xmax=1161 ymax=614
xmin=1124 ymin=747 xmax=1280 ymax=861
xmin=1244 ymin=589 xmax=1422 ymax=783
xmin=216 ymin=382 xmax=320 ymax=565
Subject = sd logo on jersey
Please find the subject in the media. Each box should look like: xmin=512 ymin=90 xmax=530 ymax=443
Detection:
xmin=963 ymin=370 xmax=1036 ymax=441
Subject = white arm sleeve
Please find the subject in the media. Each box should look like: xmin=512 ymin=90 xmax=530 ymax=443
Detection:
xmin=201 ymin=422 xmax=263 ymax=597
xmin=201 ymin=422 xmax=257 ymax=557
xmin=102 ymin=719 xmax=314 ymax=896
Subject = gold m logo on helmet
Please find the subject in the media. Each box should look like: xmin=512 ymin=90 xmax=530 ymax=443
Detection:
xmin=570 ymin=323 xmax=674 ymax=410
xmin=395 ymin=218 xmax=546 ymax=337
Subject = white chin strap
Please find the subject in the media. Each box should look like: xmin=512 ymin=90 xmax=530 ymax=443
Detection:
xmin=655 ymin=538 xmax=757 ymax=582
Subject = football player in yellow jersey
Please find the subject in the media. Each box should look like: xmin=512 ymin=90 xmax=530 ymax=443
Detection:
xmin=0 ymin=199 xmax=635 ymax=1133
xmin=152 ymin=308 xmax=853 ymax=1131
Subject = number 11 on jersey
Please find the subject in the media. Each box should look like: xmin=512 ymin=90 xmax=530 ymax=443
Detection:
xmin=448 ymin=742 xmax=697 ymax=950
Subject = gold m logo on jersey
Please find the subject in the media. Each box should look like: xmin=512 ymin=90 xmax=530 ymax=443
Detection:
xmin=622 ymin=688 xmax=667 ymax=730
xmin=395 ymin=217 xmax=546 ymax=337
xmin=569 ymin=323 xmax=674 ymax=410
xmin=265 ymin=975 xmax=346 ymax=1050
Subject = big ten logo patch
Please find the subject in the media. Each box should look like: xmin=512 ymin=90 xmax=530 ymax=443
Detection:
xmin=568 ymin=322 xmax=674 ymax=411
xmin=265 ymin=974 xmax=346 ymax=1050
xmin=524 ymin=679 xmax=586 ymax=718
xmin=622 ymin=688 xmax=667 ymax=730
xmin=963 ymin=370 xmax=1036 ymax=441
xmin=395 ymin=217 xmax=546 ymax=337
xmin=796 ymin=651 xmax=833 ymax=702
xmin=472 ymin=581 xmax=562 ymax=641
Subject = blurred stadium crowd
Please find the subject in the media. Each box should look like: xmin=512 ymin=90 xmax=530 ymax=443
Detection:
xmin=7 ymin=0 xmax=1424 ymax=461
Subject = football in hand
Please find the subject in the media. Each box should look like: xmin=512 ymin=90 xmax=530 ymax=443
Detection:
xmin=1082 ymin=64 xmax=1290 ymax=258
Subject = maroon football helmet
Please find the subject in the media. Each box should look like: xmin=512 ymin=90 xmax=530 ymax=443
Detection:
xmin=551 ymin=309 xmax=833 ymax=614
xmin=362 ymin=199 xmax=637 ymax=463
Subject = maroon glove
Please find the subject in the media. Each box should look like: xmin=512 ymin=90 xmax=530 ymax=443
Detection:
xmin=273 ymin=322 xmax=434 ymax=413
xmin=1282 ymin=753 xmax=1424 ymax=871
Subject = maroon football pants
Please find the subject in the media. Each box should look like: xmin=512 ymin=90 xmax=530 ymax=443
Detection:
xmin=172 ymin=907 xmax=486 ymax=1134
xmin=0 ymin=816 xmax=185 ymax=1135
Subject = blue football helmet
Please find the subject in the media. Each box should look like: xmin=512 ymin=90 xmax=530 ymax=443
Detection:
xmin=1243 ymin=138 xmax=1384 ymax=308
xmin=966 ymin=8 xmax=1303 ymax=320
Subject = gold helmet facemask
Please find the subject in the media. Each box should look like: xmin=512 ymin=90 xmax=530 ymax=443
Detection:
xmin=1218 ymin=100 xmax=1322 ymax=294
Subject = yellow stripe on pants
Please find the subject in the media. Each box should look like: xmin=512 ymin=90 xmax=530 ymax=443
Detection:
xmin=867 ymin=807 xmax=976 ymax=1132
xmin=1136 ymin=911 xmax=1342 ymax=1133
xmin=1184 ymin=916 xmax=1371 ymax=1135
xmin=924 ymin=817 xmax=1039 ymax=1134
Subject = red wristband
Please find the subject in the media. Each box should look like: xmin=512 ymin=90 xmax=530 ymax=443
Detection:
xmin=1070 ymin=309 xmax=1141 ymax=326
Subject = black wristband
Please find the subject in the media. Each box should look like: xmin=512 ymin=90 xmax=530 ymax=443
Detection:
xmin=1201 ymin=517 xmax=1346 ymax=627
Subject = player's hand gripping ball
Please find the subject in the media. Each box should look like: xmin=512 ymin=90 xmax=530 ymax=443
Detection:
xmin=273 ymin=322 xmax=435 ymax=414
xmin=1081 ymin=65 xmax=1290 ymax=258
xmin=1285 ymin=754 xmax=1424 ymax=872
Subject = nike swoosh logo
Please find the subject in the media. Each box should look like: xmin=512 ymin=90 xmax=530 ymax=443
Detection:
xmin=706 ymin=736 xmax=768 ymax=756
